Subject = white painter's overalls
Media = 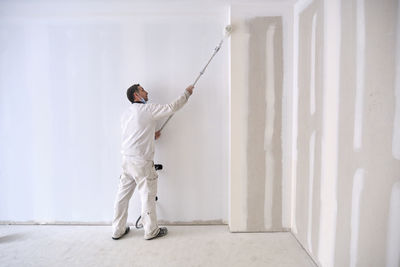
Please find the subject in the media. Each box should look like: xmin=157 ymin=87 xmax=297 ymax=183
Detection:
xmin=112 ymin=90 xmax=190 ymax=239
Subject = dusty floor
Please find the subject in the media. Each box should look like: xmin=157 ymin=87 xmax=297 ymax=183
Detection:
xmin=0 ymin=225 xmax=315 ymax=267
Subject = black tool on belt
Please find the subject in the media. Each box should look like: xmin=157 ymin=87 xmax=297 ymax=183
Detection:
xmin=135 ymin=164 xmax=162 ymax=229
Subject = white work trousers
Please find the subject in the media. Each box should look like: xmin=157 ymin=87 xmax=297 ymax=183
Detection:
xmin=112 ymin=157 xmax=160 ymax=239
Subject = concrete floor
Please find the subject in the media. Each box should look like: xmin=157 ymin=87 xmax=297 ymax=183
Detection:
xmin=0 ymin=225 xmax=316 ymax=267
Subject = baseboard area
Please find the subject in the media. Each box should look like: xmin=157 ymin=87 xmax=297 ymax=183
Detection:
xmin=0 ymin=220 xmax=227 ymax=226
xmin=290 ymin=231 xmax=321 ymax=267
xmin=229 ymin=227 xmax=291 ymax=233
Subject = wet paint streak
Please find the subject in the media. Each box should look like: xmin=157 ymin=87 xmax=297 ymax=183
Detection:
xmin=247 ymin=17 xmax=267 ymax=230
xmin=353 ymin=0 xmax=365 ymax=151
xmin=385 ymin=182 xmax=400 ymax=267
xmin=350 ymin=169 xmax=364 ymax=267
xmin=392 ymin=0 xmax=400 ymax=160
xmin=307 ymin=130 xmax=316 ymax=252
xmin=264 ymin=23 xmax=276 ymax=229
xmin=310 ymin=13 xmax=317 ymax=115
xmin=318 ymin=0 xmax=340 ymax=266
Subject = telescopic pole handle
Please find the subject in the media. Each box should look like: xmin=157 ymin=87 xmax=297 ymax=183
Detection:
xmin=159 ymin=35 xmax=228 ymax=131
xmin=159 ymin=114 xmax=174 ymax=131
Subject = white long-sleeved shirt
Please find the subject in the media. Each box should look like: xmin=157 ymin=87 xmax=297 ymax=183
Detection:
xmin=121 ymin=90 xmax=191 ymax=161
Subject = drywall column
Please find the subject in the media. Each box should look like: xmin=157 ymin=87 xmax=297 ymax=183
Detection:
xmin=246 ymin=17 xmax=283 ymax=231
xmin=293 ymin=0 xmax=324 ymax=257
xmin=230 ymin=15 xmax=250 ymax=231
xmin=230 ymin=3 xmax=290 ymax=232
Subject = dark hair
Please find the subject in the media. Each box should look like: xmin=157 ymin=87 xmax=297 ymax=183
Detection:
xmin=126 ymin=84 xmax=140 ymax=103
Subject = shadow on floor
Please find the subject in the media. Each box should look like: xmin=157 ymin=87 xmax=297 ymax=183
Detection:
xmin=0 ymin=233 xmax=27 ymax=243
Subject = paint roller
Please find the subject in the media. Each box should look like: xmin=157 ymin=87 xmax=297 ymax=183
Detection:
xmin=158 ymin=24 xmax=233 ymax=131
xmin=192 ymin=24 xmax=233 ymax=87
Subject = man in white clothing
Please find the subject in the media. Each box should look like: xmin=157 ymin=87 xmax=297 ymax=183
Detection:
xmin=112 ymin=83 xmax=194 ymax=240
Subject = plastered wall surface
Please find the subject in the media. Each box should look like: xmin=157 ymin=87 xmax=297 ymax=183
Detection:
xmin=2 ymin=3 xmax=398 ymax=266
xmin=230 ymin=2 xmax=294 ymax=232
xmin=0 ymin=2 xmax=229 ymax=223
xmin=294 ymin=0 xmax=323 ymax=255
xmin=246 ymin=17 xmax=283 ymax=231
xmin=293 ymin=0 xmax=400 ymax=266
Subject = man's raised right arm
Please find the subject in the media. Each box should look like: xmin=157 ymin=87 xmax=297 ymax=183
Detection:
xmin=149 ymin=85 xmax=194 ymax=120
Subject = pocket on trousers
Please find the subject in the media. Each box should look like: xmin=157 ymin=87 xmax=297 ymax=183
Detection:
xmin=147 ymin=164 xmax=158 ymax=181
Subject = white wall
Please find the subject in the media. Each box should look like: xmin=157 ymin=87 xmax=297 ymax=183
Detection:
xmin=0 ymin=1 xmax=229 ymax=223
xmin=229 ymin=1 xmax=294 ymax=231
xmin=292 ymin=0 xmax=400 ymax=266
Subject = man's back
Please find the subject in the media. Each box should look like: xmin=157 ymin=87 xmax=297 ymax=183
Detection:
xmin=121 ymin=104 xmax=156 ymax=161
xmin=120 ymin=90 xmax=191 ymax=161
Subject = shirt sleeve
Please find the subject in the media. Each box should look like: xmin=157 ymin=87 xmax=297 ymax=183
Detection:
xmin=147 ymin=90 xmax=191 ymax=120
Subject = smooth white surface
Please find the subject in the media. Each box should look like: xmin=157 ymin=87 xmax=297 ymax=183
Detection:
xmin=393 ymin=0 xmax=400 ymax=160
xmin=310 ymin=13 xmax=317 ymax=115
xmin=290 ymin=0 xmax=312 ymax=234
xmin=281 ymin=2 xmax=295 ymax=230
xmin=353 ymin=0 xmax=365 ymax=151
xmin=290 ymin=3 xmax=300 ymax=234
xmin=0 ymin=2 xmax=229 ymax=223
xmin=295 ymin=0 xmax=314 ymax=14
xmin=229 ymin=16 xmax=249 ymax=231
xmin=307 ymin=130 xmax=316 ymax=253
xmin=350 ymin=169 xmax=364 ymax=267
xmin=386 ymin=182 xmax=400 ymax=267
xmin=318 ymin=0 xmax=340 ymax=266
xmin=264 ymin=24 xmax=277 ymax=229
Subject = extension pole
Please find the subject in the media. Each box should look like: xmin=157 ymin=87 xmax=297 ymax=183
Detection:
xmin=158 ymin=25 xmax=232 ymax=131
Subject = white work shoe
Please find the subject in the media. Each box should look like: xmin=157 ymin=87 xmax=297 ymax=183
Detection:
xmin=112 ymin=227 xmax=130 ymax=240
xmin=145 ymin=227 xmax=168 ymax=240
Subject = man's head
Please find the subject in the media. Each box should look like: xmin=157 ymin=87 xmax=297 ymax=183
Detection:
xmin=126 ymin=84 xmax=149 ymax=104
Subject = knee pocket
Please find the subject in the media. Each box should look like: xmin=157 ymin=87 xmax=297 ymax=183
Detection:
xmin=149 ymin=166 xmax=158 ymax=180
